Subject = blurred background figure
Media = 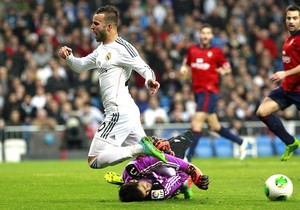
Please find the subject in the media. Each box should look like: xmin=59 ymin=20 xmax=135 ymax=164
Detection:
xmin=143 ymin=95 xmax=169 ymax=127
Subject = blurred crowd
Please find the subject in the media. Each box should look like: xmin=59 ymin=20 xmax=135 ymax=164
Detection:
xmin=0 ymin=0 xmax=299 ymax=140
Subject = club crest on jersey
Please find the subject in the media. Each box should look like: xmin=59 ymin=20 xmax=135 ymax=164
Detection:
xmin=282 ymin=55 xmax=291 ymax=63
xmin=207 ymin=51 xmax=213 ymax=57
xmin=150 ymin=189 xmax=164 ymax=199
xmin=105 ymin=52 xmax=111 ymax=61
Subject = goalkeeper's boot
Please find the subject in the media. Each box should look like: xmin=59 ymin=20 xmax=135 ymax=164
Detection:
xmin=181 ymin=181 xmax=193 ymax=199
xmin=169 ymin=130 xmax=194 ymax=159
xmin=140 ymin=136 xmax=167 ymax=163
xmin=281 ymin=137 xmax=300 ymax=161
xmin=104 ymin=172 xmax=124 ymax=185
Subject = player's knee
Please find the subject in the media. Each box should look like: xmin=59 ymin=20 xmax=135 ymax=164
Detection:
xmin=256 ymin=107 xmax=265 ymax=118
xmin=208 ymin=124 xmax=221 ymax=133
xmin=88 ymin=156 xmax=100 ymax=169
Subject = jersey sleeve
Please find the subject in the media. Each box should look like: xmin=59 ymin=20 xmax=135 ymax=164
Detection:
xmin=183 ymin=47 xmax=192 ymax=66
xmin=120 ymin=43 xmax=156 ymax=85
xmin=162 ymin=171 xmax=188 ymax=199
xmin=66 ymin=48 xmax=98 ymax=73
xmin=216 ymin=48 xmax=231 ymax=68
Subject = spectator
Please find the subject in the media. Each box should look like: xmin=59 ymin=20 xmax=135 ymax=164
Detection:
xmin=143 ymin=95 xmax=169 ymax=127
xmin=31 ymin=85 xmax=47 ymax=109
xmin=136 ymin=88 xmax=149 ymax=114
xmin=62 ymin=116 xmax=88 ymax=150
xmin=78 ymin=102 xmax=104 ymax=138
xmin=32 ymin=43 xmax=52 ymax=68
xmin=20 ymin=94 xmax=37 ymax=123
xmin=2 ymin=92 xmax=20 ymax=121
xmin=45 ymin=99 xmax=65 ymax=125
xmin=37 ymin=58 xmax=68 ymax=86
xmin=32 ymin=108 xmax=57 ymax=128
xmin=6 ymin=109 xmax=22 ymax=126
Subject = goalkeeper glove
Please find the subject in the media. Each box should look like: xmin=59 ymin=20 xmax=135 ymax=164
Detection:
xmin=186 ymin=165 xmax=209 ymax=190
xmin=151 ymin=136 xmax=175 ymax=156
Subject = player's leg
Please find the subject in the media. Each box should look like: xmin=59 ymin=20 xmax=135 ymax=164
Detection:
xmin=122 ymin=126 xmax=167 ymax=163
xmin=185 ymin=111 xmax=207 ymax=162
xmin=168 ymin=130 xmax=194 ymax=159
xmin=257 ymin=89 xmax=300 ymax=161
xmin=207 ymin=113 xmax=247 ymax=160
xmin=206 ymin=91 xmax=247 ymax=160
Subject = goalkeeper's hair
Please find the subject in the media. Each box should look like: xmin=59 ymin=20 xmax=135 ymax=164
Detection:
xmin=119 ymin=182 xmax=144 ymax=202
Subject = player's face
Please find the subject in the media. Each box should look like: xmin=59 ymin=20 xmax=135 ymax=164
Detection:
xmin=135 ymin=180 xmax=152 ymax=198
xmin=199 ymin=27 xmax=213 ymax=48
xmin=91 ymin=13 xmax=108 ymax=42
xmin=286 ymin=10 xmax=300 ymax=34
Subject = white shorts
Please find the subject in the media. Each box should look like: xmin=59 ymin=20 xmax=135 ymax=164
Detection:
xmin=88 ymin=109 xmax=146 ymax=156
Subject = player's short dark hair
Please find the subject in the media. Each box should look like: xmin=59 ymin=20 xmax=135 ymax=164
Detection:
xmin=119 ymin=182 xmax=145 ymax=202
xmin=286 ymin=4 xmax=300 ymax=13
xmin=95 ymin=5 xmax=119 ymax=27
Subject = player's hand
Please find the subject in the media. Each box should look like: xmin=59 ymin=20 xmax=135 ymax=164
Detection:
xmin=147 ymin=79 xmax=160 ymax=95
xmin=216 ymin=67 xmax=231 ymax=76
xmin=195 ymin=174 xmax=209 ymax=190
xmin=179 ymin=65 xmax=189 ymax=76
xmin=186 ymin=165 xmax=209 ymax=190
xmin=269 ymin=71 xmax=286 ymax=83
xmin=58 ymin=46 xmax=72 ymax=59
xmin=151 ymin=136 xmax=175 ymax=156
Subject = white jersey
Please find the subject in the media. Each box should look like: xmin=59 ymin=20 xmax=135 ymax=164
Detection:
xmin=66 ymin=37 xmax=156 ymax=113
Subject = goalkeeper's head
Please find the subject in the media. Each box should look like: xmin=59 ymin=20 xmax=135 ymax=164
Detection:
xmin=119 ymin=180 xmax=152 ymax=202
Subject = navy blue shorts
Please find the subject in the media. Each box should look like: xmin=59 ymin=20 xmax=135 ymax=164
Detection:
xmin=194 ymin=91 xmax=217 ymax=113
xmin=268 ymin=86 xmax=300 ymax=110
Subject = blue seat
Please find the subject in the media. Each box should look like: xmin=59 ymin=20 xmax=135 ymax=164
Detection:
xmin=160 ymin=96 xmax=171 ymax=112
xmin=256 ymin=135 xmax=273 ymax=157
xmin=212 ymin=137 xmax=233 ymax=158
xmin=194 ymin=137 xmax=213 ymax=158
xmin=274 ymin=137 xmax=286 ymax=156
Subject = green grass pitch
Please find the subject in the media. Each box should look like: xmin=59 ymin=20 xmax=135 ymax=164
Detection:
xmin=0 ymin=156 xmax=299 ymax=210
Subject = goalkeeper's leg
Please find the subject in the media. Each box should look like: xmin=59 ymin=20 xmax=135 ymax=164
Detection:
xmin=151 ymin=130 xmax=194 ymax=158
xmin=168 ymin=130 xmax=194 ymax=159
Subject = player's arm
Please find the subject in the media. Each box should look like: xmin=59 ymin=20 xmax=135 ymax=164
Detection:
xmin=162 ymin=174 xmax=188 ymax=199
xmin=270 ymin=64 xmax=300 ymax=83
xmin=58 ymin=46 xmax=97 ymax=73
xmin=179 ymin=57 xmax=190 ymax=77
xmin=216 ymin=48 xmax=232 ymax=76
xmin=123 ymin=48 xmax=160 ymax=95
xmin=216 ymin=61 xmax=232 ymax=76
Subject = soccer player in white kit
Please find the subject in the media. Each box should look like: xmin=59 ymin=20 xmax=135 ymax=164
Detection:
xmin=58 ymin=5 xmax=166 ymax=169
